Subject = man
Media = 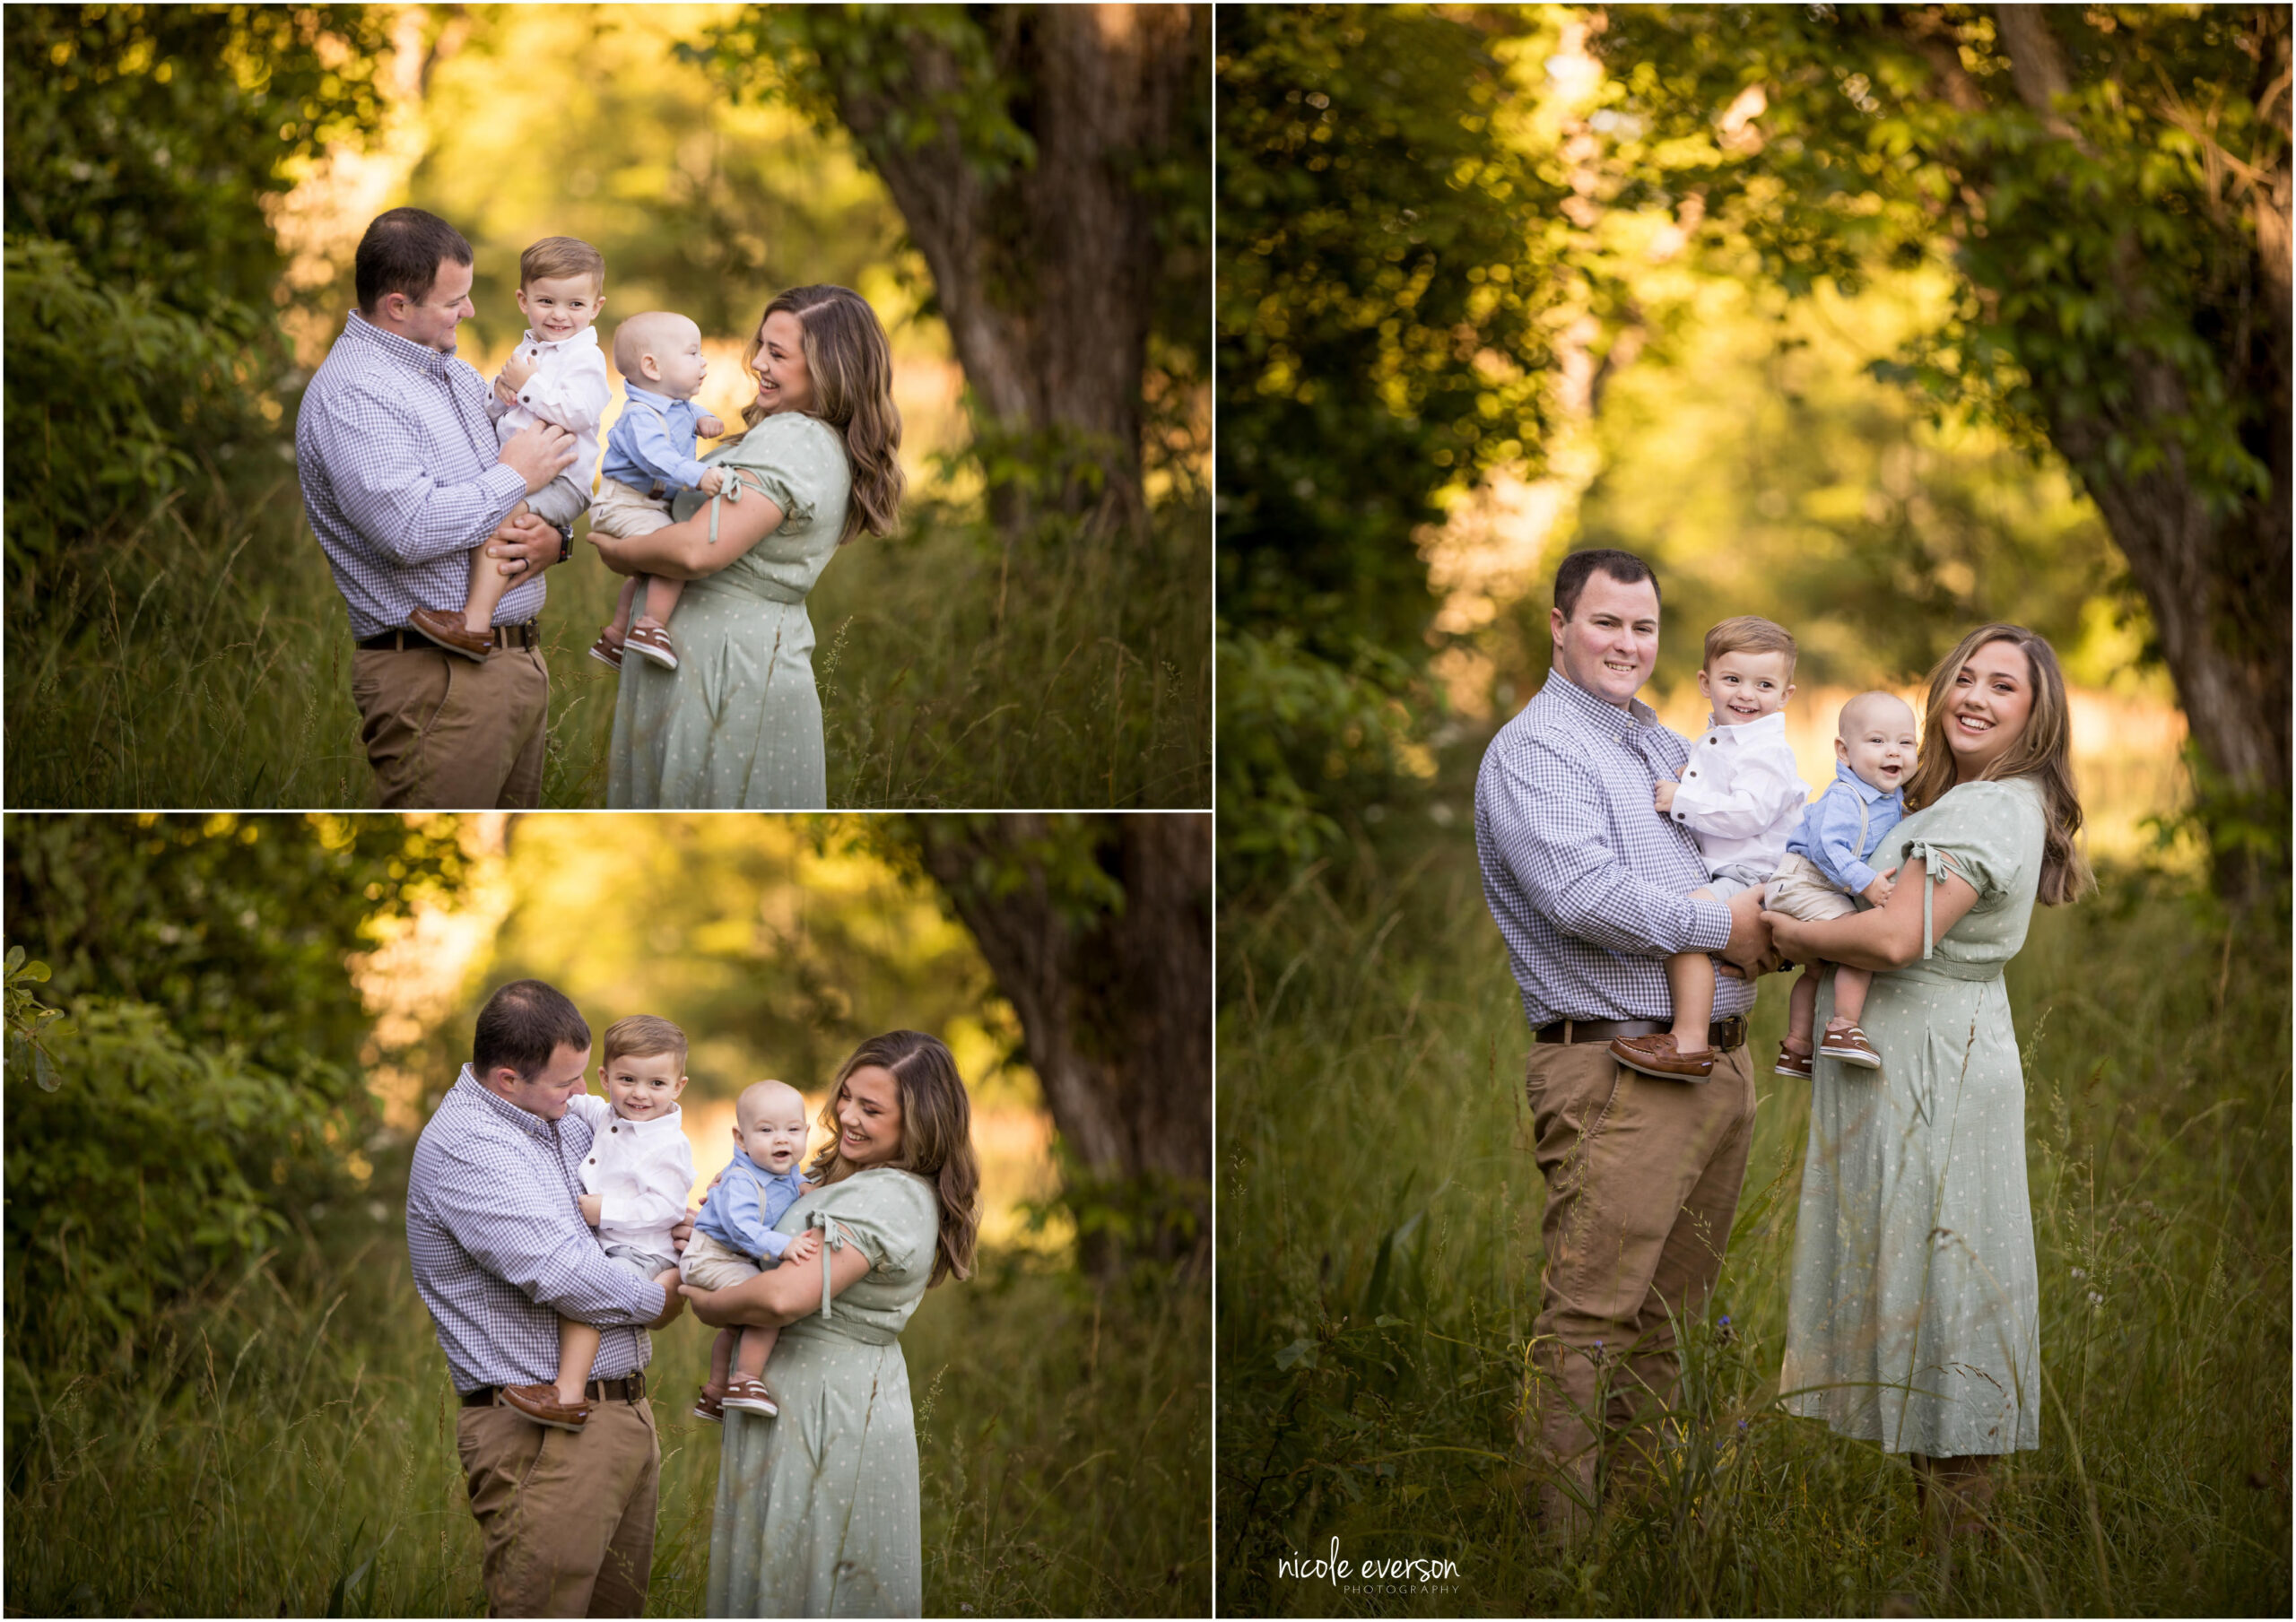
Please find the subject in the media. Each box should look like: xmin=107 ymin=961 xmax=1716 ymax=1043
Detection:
xmin=407 ymin=979 xmax=686 ymax=1617
xmin=296 ymin=207 xmax=580 ymax=808
xmin=1472 ymin=548 xmax=1779 ymax=1540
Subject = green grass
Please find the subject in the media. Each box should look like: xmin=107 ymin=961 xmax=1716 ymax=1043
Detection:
xmin=3 ymin=1219 xmax=1209 ymax=1617
xmin=2 ymin=472 xmax=1208 ymax=809
xmin=1217 ymin=809 xmax=2292 ymax=1617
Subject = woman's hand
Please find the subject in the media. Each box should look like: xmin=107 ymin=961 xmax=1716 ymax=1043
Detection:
xmin=682 ymin=1238 xmax=872 ymax=1328
xmin=586 ymin=479 xmax=787 ymax=582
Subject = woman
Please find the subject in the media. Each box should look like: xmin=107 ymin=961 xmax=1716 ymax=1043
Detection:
xmin=592 ymin=286 xmax=903 ymax=808
xmin=1762 ymin=624 xmax=2091 ymax=1540
xmin=683 ymin=1031 xmax=979 ymax=1618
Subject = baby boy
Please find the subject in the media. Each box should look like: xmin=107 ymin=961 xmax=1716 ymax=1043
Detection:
xmin=1768 ymin=690 xmax=1918 ymax=1077
xmin=409 ymin=237 xmax=612 ymax=661
xmin=586 ymin=310 xmax=727 ymax=673
xmin=678 ymin=1078 xmax=822 ymax=1421
xmin=1609 ymin=616 xmax=1810 ymax=1080
xmin=499 ymin=1014 xmax=694 ymax=1431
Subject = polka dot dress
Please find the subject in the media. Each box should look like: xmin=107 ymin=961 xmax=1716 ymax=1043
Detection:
xmin=1779 ymin=778 xmax=2048 ymax=1458
xmin=608 ymin=412 xmax=850 ymax=809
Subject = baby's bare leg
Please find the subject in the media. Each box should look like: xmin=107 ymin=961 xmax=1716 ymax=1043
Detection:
xmin=1829 ymin=964 xmax=1874 ymax=1029
xmin=1785 ymin=967 xmax=1821 ymax=1053
xmin=709 ymin=1326 xmax=737 ymax=1391
xmin=638 ymin=575 xmax=684 ymax=631
xmin=734 ymin=1324 xmax=780 ymax=1383
xmin=605 ymin=575 xmax=640 ymax=641
xmin=556 ymin=1314 xmax=601 ymax=1407
xmin=1664 ymin=886 xmax=1719 ymax=1055
xmin=462 ymin=499 xmax=529 ymax=635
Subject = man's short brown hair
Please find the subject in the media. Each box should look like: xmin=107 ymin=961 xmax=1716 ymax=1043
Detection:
xmin=1553 ymin=548 xmax=1660 ymax=621
xmin=1702 ymin=615 xmax=1797 ymax=676
xmin=602 ymin=1014 xmax=687 ymax=1072
xmin=520 ymin=236 xmax=605 ymax=291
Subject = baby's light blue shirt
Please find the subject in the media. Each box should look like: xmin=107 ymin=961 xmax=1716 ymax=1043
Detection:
xmin=693 ymin=1149 xmax=804 ymax=1262
xmin=1785 ymin=762 xmax=1905 ymax=897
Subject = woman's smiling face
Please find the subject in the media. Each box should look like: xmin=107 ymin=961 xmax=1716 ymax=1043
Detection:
xmin=1944 ymin=637 xmax=2034 ymax=779
xmin=752 ymin=309 xmax=814 ymax=416
xmin=834 ymin=1064 xmax=903 ymax=1167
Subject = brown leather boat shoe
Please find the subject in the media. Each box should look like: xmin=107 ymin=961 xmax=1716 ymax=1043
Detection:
xmin=1608 ymin=1032 xmax=1715 ymax=1081
xmin=499 ymin=1383 xmax=589 ymax=1432
xmin=408 ymin=607 xmax=493 ymax=662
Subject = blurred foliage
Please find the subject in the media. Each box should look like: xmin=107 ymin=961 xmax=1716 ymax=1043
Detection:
xmin=1 ymin=813 xmax=473 ymax=1375
xmin=1217 ymin=3 xmax=1566 ymax=655
xmin=1215 ymin=631 xmax=1434 ymax=888
xmin=402 ymin=4 xmax=917 ymax=355
xmin=3 ymin=948 xmax=72 ymax=1095
xmin=478 ymin=814 xmax=1030 ymax=1109
xmin=2 ymin=4 xmax=393 ymax=602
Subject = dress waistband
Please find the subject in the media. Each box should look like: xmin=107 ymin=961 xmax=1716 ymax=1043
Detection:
xmin=780 ymin=1314 xmax=902 ymax=1348
xmin=1890 ymin=956 xmax=2005 ymax=985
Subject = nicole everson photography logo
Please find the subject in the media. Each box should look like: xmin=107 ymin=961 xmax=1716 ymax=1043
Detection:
xmin=1278 ymin=1537 xmax=1460 ymax=1595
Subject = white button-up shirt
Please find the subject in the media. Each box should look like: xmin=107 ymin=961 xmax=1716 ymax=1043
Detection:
xmin=488 ymin=325 xmax=611 ymax=494
xmin=1664 ymin=709 xmax=1811 ymax=878
xmin=566 ymin=1094 xmax=695 ymax=1259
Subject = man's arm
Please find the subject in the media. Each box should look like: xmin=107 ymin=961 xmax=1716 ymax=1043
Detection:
xmin=427 ymin=1142 xmax=667 ymax=1328
xmin=317 ymin=386 xmax=533 ymax=567
xmin=1492 ymin=739 xmax=1731 ymax=958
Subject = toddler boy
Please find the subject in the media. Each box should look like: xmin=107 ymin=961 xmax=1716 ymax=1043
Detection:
xmin=498 ymin=1014 xmax=694 ymax=1431
xmin=586 ymin=310 xmax=727 ymax=672
xmin=409 ymin=237 xmax=611 ymax=660
xmin=678 ymin=1078 xmax=822 ymax=1421
xmin=1769 ymin=690 xmax=1918 ymax=1076
xmin=1610 ymin=617 xmax=1810 ymax=1080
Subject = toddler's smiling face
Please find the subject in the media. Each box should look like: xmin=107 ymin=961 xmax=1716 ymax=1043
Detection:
xmin=1699 ymin=649 xmax=1795 ymax=725
xmin=515 ymin=272 xmax=604 ymax=344
xmin=603 ymin=1048 xmax=686 ymax=1122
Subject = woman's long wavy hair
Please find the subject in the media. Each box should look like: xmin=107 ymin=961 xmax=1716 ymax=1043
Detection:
xmin=744 ymin=284 xmax=903 ymax=544
xmin=804 ymin=1030 xmax=979 ymax=1287
xmin=1901 ymin=622 xmax=2092 ymax=906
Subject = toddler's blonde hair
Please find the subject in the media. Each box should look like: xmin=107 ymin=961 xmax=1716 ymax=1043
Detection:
xmin=602 ymin=1014 xmax=686 ymax=1072
xmin=1702 ymin=615 xmax=1797 ymax=677
xmin=520 ymin=236 xmax=604 ymax=291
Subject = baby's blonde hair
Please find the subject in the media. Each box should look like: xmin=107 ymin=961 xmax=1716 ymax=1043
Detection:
xmin=736 ymin=1078 xmax=806 ymax=1134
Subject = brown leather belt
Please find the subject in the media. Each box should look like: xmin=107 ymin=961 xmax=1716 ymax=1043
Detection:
xmin=1536 ymin=1015 xmax=1748 ymax=1052
xmin=463 ymin=1372 xmax=646 ymax=1408
xmin=360 ymin=620 xmax=538 ymax=652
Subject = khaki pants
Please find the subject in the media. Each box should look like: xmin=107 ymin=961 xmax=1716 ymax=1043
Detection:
xmin=1520 ymin=1038 xmax=1757 ymax=1538
xmin=456 ymin=1394 xmax=659 ymax=1618
xmin=350 ymin=644 xmax=548 ymax=809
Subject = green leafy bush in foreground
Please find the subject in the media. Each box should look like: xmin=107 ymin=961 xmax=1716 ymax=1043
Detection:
xmin=1219 ymin=826 xmax=2291 ymax=1618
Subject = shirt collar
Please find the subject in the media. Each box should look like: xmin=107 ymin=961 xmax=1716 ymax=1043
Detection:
xmin=1701 ymin=710 xmax=1788 ymax=745
xmin=344 ymin=308 xmax=455 ymax=378
xmin=1831 ymin=760 xmax=1899 ymax=803
xmin=452 ymin=1063 xmax=559 ymax=1141
xmin=1541 ymin=667 xmax=1660 ymax=733
xmin=523 ymin=325 xmax=598 ymax=353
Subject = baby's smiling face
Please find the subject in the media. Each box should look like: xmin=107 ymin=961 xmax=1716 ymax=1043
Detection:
xmin=516 ymin=273 xmax=604 ymax=344
xmin=735 ymin=1082 xmax=810 ymax=1176
xmin=1837 ymin=695 xmax=1919 ymax=794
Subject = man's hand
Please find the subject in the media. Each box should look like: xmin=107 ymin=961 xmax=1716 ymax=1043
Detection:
xmin=578 ymin=1194 xmax=602 ymax=1227
xmin=1653 ymin=779 xmax=1678 ymax=815
xmin=698 ymin=467 xmax=725 ymax=497
xmin=782 ymin=1229 xmax=823 ymax=1268
xmin=499 ymin=421 xmax=578 ymax=495
xmin=500 ymin=351 xmax=539 ymax=393
xmin=1862 ymin=872 xmax=1896 ymax=907
xmin=483 ymin=508 xmax=561 ymax=582
xmin=1720 ymin=885 xmax=1784 ymax=978
xmin=670 ymin=1210 xmax=696 ymax=1254
xmin=696 ymin=412 xmax=726 ymax=438
xmin=647 ymin=1278 xmax=685 ymax=1331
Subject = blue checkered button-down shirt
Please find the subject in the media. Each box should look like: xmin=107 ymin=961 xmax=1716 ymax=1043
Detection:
xmin=1474 ymin=669 xmax=1752 ymax=1028
xmin=406 ymin=1069 xmax=665 ymax=1393
xmin=295 ymin=311 xmax=541 ymax=638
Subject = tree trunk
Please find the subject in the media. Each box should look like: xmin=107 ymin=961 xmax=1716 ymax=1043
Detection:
xmin=1990 ymin=4 xmax=2292 ymax=904
xmin=815 ymin=4 xmax=1205 ymax=524
xmin=911 ymin=813 xmax=1211 ymax=1271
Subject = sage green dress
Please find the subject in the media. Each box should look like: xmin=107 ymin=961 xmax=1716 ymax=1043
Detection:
xmin=1781 ymin=777 xmax=2048 ymax=1458
xmin=706 ymin=1167 xmax=940 ymax=1618
xmin=607 ymin=411 xmax=851 ymax=808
